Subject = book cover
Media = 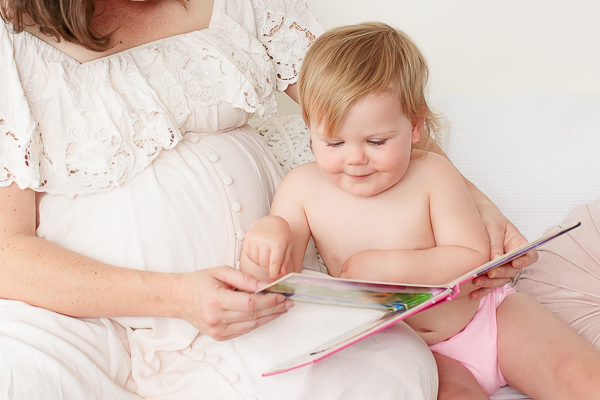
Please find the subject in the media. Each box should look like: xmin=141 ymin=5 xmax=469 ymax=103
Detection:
xmin=257 ymin=221 xmax=581 ymax=376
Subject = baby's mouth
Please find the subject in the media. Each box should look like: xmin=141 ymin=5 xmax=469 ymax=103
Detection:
xmin=347 ymin=172 xmax=374 ymax=180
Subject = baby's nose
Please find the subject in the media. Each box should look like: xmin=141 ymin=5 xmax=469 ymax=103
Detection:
xmin=345 ymin=146 xmax=368 ymax=165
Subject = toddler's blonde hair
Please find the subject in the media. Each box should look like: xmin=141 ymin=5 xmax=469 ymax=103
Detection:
xmin=298 ymin=22 xmax=440 ymax=150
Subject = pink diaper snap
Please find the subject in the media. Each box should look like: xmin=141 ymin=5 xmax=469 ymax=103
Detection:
xmin=429 ymin=284 xmax=516 ymax=395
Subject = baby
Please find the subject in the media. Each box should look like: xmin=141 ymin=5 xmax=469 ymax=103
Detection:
xmin=241 ymin=22 xmax=600 ymax=399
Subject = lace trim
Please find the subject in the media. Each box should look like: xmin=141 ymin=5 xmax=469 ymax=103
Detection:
xmin=2 ymin=1 xmax=319 ymax=195
xmin=0 ymin=115 xmax=40 ymax=188
xmin=5 ymin=30 xmax=277 ymax=195
xmin=249 ymin=114 xmax=313 ymax=174
xmin=262 ymin=12 xmax=316 ymax=82
xmin=253 ymin=0 xmax=321 ymax=91
xmin=0 ymin=118 xmax=16 ymax=185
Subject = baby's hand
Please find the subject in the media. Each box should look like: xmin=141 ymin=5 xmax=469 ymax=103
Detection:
xmin=243 ymin=216 xmax=293 ymax=280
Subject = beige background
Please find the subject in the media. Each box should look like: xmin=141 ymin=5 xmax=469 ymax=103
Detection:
xmin=275 ymin=0 xmax=600 ymax=115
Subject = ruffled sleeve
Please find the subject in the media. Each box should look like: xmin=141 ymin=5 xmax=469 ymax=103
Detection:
xmin=0 ymin=23 xmax=40 ymax=190
xmin=251 ymin=0 xmax=323 ymax=91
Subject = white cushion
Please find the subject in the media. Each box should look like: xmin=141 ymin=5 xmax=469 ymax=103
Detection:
xmin=431 ymin=93 xmax=600 ymax=241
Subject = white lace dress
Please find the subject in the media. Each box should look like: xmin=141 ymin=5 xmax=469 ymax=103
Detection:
xmin=0 ymin=0 xmax=437 ymax=398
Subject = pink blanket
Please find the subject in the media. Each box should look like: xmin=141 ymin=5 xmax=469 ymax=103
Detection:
xmin=516 ymin=199 xmax=600 ymax=348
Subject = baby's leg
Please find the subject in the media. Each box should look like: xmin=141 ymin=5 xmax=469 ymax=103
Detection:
xmin=497 ymin=292 xmax=600 ymax=400
xmin=434 ymin=353 xmax=489 ymax=400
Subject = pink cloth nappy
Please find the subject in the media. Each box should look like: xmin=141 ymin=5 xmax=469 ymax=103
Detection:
xmin=429 ymin=284 xmax=516 ymax=395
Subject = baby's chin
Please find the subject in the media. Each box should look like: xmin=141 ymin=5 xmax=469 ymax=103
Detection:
xmin=344 ymin=188 xmax=388 ymax=198
xmin=332 ymin=181 xmax=394 ymax=198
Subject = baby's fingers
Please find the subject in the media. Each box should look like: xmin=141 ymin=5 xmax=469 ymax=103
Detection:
xmin=245 ymin=243 xmax=261 ymax=267
xmin=268 ymin=245 xmax=288 ymax=279
xmin=279 ymin=245 xmax=293 ymax=277
xmin=257 ymin=248 xmax=273 ymax=274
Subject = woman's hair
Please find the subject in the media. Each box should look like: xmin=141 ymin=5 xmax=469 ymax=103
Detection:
xmin=298 ymin=22 xmax=441 ymax=150
xmin=0 ymin=0 xmax=187 ymax=52
xmin=1 ymin=0 xmax=112 ymax=51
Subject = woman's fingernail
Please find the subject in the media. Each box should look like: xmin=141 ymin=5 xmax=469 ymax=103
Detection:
xmin=474 ymin=279 xmax=483 ymax=286
xmin=277 ymin=295 xmax=286 ymax=303
xmin=513 ymin=259 xmax=522 ymax=268
xmin=285 ymin=301 xmax=294 ymax=309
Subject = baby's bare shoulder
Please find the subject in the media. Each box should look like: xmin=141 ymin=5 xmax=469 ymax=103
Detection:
xmin=408 ymin=152 xmax=455 ymax=175
xmin=283 ymin=162 xmax=320 ymax=181
xmin=278 ymin=162 xmax=323 ymax=192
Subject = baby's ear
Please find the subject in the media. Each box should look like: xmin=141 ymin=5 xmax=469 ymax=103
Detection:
xmin=411 ymin=116 xmax=425 ymax=144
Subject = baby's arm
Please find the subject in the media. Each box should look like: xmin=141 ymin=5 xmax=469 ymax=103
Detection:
xmin=341 ymin=153 xmax=490 ymax=286
xmin=241 ymin=166 xmax=313 ymax=280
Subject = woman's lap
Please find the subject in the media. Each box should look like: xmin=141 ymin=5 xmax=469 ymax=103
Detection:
xmin=209 ymin=302 xmax=438 ymax=400
xmin=0 ymin=299 xmax=139 ymax=400
xmin=0 ymin=300 xmax=438 ymax=399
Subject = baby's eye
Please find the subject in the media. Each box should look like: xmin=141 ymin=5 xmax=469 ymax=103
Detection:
xmin=368 ymin=139 xmax=388 ymax=146
xmin=326 ymin=141 xmax=344 ymax=147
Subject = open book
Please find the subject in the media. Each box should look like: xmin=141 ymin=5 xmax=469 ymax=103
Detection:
xmin=256 ymin=221 xmax=581 ymax=376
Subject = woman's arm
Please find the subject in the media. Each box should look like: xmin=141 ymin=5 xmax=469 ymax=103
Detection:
xmin=0 ymin=184 xmax=291 ymax=340
xmin=284 ymin=83 xmax=299 ymax=103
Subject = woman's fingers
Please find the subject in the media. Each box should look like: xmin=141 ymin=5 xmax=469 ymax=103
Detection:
xmin=485 ymin=219 xmax=508 ymax=261
xmin=218 ymin=289 xmax=292 ymax=314
xmin=213 ymin=312 xmax=289 ymax=341
xmin=469 ymin=287 xmax=492 ymax=300
xmin=221 ymin=302 xmax=292 ymax=325
xmin=213 ymin=289 xmax=293 ymax=340
xmin=212 ymin=267 xmax=293 ymax=314
xmin=212 ymin=265 xmax=265 ymax=292
xmin=510 ymin=249 xmax=538 ymax=269
xmin=193 ymin=267 xmax=294 ymax=340
xmin=470 ymin=201 xmax=538 ymax=300
xmin=486 ymin=265 xmax=519 ymax=279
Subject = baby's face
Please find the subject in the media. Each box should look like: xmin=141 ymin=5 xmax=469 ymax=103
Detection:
xmin=310 ymin=92 xmax=421 ymax=197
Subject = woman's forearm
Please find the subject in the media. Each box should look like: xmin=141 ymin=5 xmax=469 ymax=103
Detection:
xmin=0 ymin=234 xmax=177 ymax=319
xmin=461 ymin=175 xmax=497 ymax=215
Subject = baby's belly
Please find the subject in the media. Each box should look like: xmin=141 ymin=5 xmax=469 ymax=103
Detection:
xmin=404 ymin=295 xmax=480 ymax=345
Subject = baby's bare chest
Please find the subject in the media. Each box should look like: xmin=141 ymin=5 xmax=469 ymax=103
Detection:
xmin=304 ymin=185 xmax=435 ymax=274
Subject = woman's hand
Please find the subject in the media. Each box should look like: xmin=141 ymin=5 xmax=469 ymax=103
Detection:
xmin=469 ymin=199 xmax=538 ymax=300
xmin=173 ymin=266 xmax=293 ymax=341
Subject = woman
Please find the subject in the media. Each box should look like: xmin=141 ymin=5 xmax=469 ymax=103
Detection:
xmin=0 ymin=0 xmax=531 ymax=398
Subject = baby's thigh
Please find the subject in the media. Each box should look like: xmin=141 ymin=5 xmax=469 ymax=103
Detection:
xmin=496 ymin=293 xmax=600 ymax=400
xmin=434 ymin=353 xmax=489 ymax=400
xmin=0 ymin=299 xmax=138 ymax=400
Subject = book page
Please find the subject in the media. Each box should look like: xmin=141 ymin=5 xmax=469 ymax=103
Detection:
xmin=258 ymin=273 xmax=448 ymax=311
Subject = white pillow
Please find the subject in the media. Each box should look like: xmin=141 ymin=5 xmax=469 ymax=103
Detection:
xmin=430 ymin=93 xmax=600 ymax=241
